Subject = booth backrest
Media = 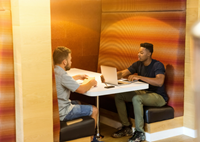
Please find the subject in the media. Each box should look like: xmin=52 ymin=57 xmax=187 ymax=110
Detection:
xmin=97 ymin=0 xmax=186 ymax=117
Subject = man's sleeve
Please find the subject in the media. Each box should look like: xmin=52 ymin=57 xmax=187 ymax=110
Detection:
xmin=154 ymin=62 xmax=165 ymax=75
xmin=61 ymin=74 xmax=80 ymax=92
xmin=128 ymin=62 xmax=138 ymax=74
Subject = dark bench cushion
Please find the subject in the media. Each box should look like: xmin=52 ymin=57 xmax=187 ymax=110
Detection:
xmin=144 ymin=106 xmax=174 ymax=123
xmin=60 ymin=116 xmax=95 ymax=141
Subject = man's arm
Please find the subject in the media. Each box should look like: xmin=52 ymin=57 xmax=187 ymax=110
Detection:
xmin=117 ymin=69 xmax=132 ymax=79
xmin=128 ymin=74 xmax=165 ymax=87
xmin=75 ymin=78 xmax=97 ymax=94
xmin=72 ymin=74 xmax=88 ymax=80
xmin=101 ymin=69 xmax=132 ymax=83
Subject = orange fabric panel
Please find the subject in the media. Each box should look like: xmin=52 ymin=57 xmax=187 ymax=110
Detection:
xmin=98 ymin=12 xmax=185 ymax=117
xmin=102 ymin=0 xmax=186 ymax=12
xmin=0 ymin=10 xmax=16 ymax=142
xmin=51 ymin=1 xmax=101 ymax=140
xmin=51 ymin=0 xmax=101 ymax=72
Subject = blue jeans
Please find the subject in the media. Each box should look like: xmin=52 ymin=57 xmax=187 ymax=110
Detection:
xmin=63 ymin=100 xmax=93 ymax=121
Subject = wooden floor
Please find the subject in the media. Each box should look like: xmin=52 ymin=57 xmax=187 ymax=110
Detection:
xmin=99 ymin=123 xmax=197 ymax=142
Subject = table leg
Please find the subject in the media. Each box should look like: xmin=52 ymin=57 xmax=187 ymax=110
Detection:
xmin=95 ymin=96 xmax=104 ymax=140
xmin=96 ymin=96 xmax=100 ymax=138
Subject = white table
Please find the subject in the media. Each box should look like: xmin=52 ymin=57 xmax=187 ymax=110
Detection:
xmin=67 ymin=68 xmax=149 ymax=139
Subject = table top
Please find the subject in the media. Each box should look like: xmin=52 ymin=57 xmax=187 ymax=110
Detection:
xmin=67 ymin=68 xmax=149 ymax=97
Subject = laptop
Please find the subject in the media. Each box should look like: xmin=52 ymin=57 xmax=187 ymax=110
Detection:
xmin=100 ymin=65 xmax=131 ymax=86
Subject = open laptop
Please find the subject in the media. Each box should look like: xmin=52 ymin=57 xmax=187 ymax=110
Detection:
xmin=100 ymin=65 xmax=131 ymax=86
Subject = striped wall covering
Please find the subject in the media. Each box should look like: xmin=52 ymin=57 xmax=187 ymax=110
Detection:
xmin=0 ymin=0 xmax=11 ymax=10
xmin=52 ymin=66 xmax=60 ymax=142
xmin=98 ymin=1 xmax=186 ymax=117
xmin=0 ymin=7 xmax=16 ymax=142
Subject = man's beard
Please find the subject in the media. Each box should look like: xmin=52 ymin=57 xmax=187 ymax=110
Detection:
xmin=64 ymin=63 xmax=71 ymax=71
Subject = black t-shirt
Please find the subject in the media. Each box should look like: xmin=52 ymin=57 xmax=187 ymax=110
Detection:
xmin=128 ymin=59 xmax=168 ymax=102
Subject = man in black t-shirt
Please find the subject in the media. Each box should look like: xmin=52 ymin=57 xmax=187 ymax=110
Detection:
xmin=112 ymin=43 xmax=168 ymax=142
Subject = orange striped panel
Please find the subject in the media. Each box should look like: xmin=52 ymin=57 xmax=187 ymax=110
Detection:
xmin=98 ymin=12 xmax=185 ymax=117
xmin=52 ymin=66 xmax=60 ymax=142
xmin=0 ymin=10 xmax=16 ymax=142
xmin=102 ymin=0 xmax=186 ymax=12
xmin=0 ymin=0 xmax=11 ymax=10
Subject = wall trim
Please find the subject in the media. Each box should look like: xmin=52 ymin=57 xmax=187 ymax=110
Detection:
xmin=183 ymin=127 xmax=197 ymax=138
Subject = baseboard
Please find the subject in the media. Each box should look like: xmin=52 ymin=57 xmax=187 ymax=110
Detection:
xmin=100 ymin=116 xmax=197 ymax=142
xmin=183 ymin=127 xmax=197 ymax=138
xmin=146 ymin=127 xmax=197 ymax=142
xmin=145 ymin=127 xmax=183 ymax=141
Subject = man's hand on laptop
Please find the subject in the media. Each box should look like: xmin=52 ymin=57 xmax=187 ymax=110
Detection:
xmin=128 ymin=74 xmax=140 ymax=81
xmin=117 ymin=71 xmax=122 ymax=79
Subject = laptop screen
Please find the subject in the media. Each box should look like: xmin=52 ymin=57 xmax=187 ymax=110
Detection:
xmin=100 ymin=65 xmax=118 ymax=85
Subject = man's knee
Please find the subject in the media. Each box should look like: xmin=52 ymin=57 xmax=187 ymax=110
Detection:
xmin=92 ymin=105 xmax=98 ymax=115
xmin=132 ymin=95 xmax=142 ymax=104
xmin=115 ymin=93 xmax=124 ymax=101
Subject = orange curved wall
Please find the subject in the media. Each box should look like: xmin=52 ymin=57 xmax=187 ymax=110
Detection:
xmin=51 ymin=0 xmax=102 ymax=72
xmin=51 ymin=1 xmax=102 ymax=141
xmin=98 ymin=0 xmax=186 ymax=117
xmin=102 ymin=0 xmax=186 ymax=12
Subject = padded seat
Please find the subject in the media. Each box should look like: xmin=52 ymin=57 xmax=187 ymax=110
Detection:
xmin=143 ymin=106 xmax=174 ymax=123
xmin=126 ymin=102 xmax=174 ymax=124
xmin=60 ymin=116 xmax=95 ymax=142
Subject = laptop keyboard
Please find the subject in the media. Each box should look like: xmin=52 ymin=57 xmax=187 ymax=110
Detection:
xmin=118 ymin=80 xmax=131 ymax=85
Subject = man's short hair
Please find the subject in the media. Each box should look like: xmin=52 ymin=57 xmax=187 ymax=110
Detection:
xmin=140 ymin=42 xmax=153 ymax=55
xmin=53 ymin=46 xmax=71 ymax=65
